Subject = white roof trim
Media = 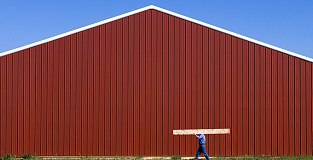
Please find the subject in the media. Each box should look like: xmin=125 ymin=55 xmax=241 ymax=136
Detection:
xmin=1 ymin=5 xmax=312 ymax=63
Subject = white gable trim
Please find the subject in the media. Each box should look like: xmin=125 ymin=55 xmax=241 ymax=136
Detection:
xmin=1 ymin=5 xmax=312 ymax=63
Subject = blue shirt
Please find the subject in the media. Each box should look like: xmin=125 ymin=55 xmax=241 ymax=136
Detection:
xmin=198 ymin=134 xmax=206 ymax=145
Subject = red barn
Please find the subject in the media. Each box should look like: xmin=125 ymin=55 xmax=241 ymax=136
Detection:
xmin=0 ymin=5 xmax=312 ymax=157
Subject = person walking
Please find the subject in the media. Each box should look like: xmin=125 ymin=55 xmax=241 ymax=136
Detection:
xmin=194 ymin=133 xmax=210 ymax=160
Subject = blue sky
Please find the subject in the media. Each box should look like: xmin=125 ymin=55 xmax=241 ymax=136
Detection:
xmin=0 ymin=1 xmax=312 ymax=59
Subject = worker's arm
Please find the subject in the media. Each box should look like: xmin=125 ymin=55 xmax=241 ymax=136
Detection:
xmin=194 ymin=133 xmax=198 ymax=138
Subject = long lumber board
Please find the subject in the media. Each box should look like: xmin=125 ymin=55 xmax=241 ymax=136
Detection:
xmin=173 ymin=129 xmax=230 ymax=135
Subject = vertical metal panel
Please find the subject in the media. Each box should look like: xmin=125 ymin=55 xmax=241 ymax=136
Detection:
xmin=185 ymin=20 xmax=192 ymax=156
xmin=128 ymin=15 xmax=135 ymax=156
xmin=207 ymin=25 xmax=215 ymax=156
xmin=237 ymin=39 xmax=243 ymax=156
xmin=0 ymin=55 xmax=7 ymax=156
xmin=231 ymin=36 xmax=238 ymax=156
xmin=69 ymin=34 xmax=77 ymax=156
xmin=265 ymin=48 xmax=272 ymax=155
xmin=260 ymin=46 xmax=266 ymax=155
xmin=277 ymin=52 xmax=284 ymax=156
xmin=225 ymin=34 xmax=232 ymax=156
xmin=242 ymin=40 xmax=249 ymax=156
xmin=155 ymin=12 xmax=163 ymax=156
xmin=289 ymin=56 xmax=295 ymax=156
xmin=283 ymin=54 xmax=289 ymax=155
xmin=219 ymin=32 xmax=226 ymax=156
xmin=306 ymin=62 xmax=312 ymax=155
xmin=214 ymin=30 xmax=221 ymax=156
xmin=173 ymin=16 xmax=180 ymax=156
xmin=151 ymin=12 xmax=157 ymax=156
xmin=133 ymin=13 xmax=140 ymax=156
xmin=248 ymin=42 xmax=255 ymax=155
xmin=139 ymin=12 xmax=146 ymax=156
xmin=271 ymin=50 xmax=278 ymax=155
xmin=254 ymin=44 xmax=261 ymax=155
xmin=110 ymin=20 xmax=117 ymax=156
xmin=0 ymin=9 xmax=313 ymax=157
xmin=202 ymin=26 xmax=209 ymax=156
xmin=179 ymin=18 xmax=187 ymax=156
xmin=294 ymin=58 xmax=301 ymax=156
xmin=300 ymin=60 xmax=307 ymax=155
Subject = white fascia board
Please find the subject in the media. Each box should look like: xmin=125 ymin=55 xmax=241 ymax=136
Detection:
xmin=1 ymin=5 xmax=312 ymax=63
xmin=0 ymin=5 xmax=154 ymax=57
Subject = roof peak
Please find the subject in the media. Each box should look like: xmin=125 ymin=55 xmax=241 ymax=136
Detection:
xmin=1 ymin=5 xmax=312 ymax=62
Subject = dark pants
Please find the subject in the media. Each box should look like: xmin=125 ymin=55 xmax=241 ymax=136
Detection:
xmin=195 ymin=144 xmax=210 ymax=160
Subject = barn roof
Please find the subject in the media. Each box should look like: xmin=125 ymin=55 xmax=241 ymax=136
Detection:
xmin=1 ymin=5 xmax=312 ymax=62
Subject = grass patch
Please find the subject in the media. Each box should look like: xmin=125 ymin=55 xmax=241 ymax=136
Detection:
xmin=1 ymin=155 xmax=313 ymax=160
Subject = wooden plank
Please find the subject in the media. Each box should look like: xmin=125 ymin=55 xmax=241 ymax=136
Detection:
xmin=173 ymin=129 xmax=230 ymax=135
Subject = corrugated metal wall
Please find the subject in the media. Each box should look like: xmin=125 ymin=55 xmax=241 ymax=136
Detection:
xmin=0 ymin=9 xmax=312 ymax=156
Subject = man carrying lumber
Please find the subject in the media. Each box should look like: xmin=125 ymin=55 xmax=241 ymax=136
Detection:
xmin=194 ymin=133 xmax=210 ymax=160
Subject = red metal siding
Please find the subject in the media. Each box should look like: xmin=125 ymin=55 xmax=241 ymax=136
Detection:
xmin=0 ymin=9 xmax=312 ymax=157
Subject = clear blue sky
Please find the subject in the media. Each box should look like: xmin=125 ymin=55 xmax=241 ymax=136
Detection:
xmin=1 ymin=0 xmax=312 ymax=59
